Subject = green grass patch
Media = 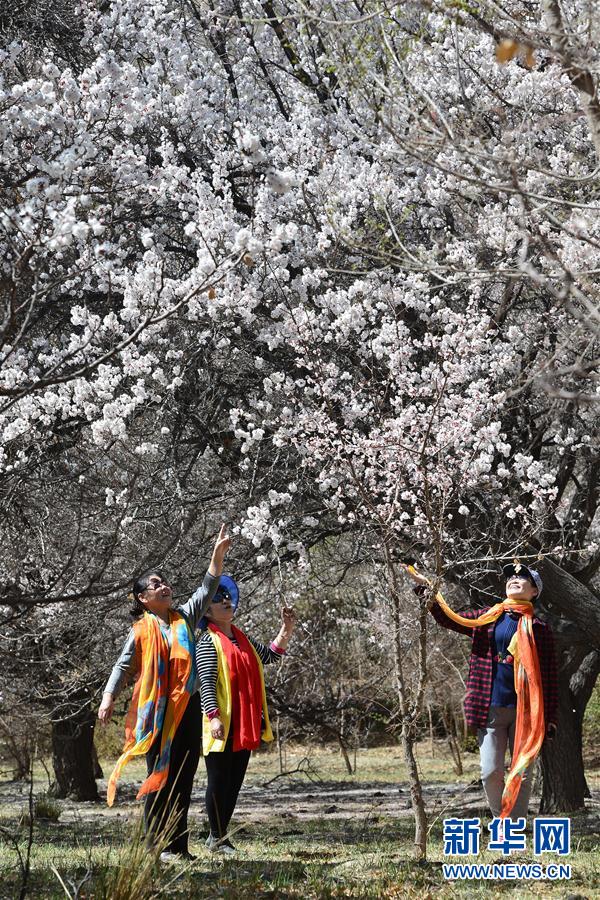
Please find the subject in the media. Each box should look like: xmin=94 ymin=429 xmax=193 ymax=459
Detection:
xmin=0 ymin=813 xmax=598 ymax=898
xmin=0 ymin=745 xmax=598 ymax=898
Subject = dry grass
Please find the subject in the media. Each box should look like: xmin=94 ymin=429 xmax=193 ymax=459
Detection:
xmin=0 ymin=743 xmax=597 ymax=898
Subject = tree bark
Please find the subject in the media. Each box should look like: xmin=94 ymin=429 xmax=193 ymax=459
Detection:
xmin=427 ymin=703 xmax=435 ymax=758
xmin=540 ymin=645 xmax=599 ymax=813
xmin=92 ymin=740 xmax=104 ymax=780
xmin=536 ymin=559 xmax=600 ymax=646
xmin=51 ymin=703 xmax=99 ymax=801
xmin=401 ymin=718 xmax=428 ymax=860
xmin=0 ymin=715 xmax=31 ymax=780
xmin=387 ymin=554 xmax=429 ymax=859
xmin=338 ymin=733 xmax=354 ymax=775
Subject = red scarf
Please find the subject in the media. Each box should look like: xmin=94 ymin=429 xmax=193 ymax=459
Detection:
xmin=208 ymin=623 xmax=264 ymax=751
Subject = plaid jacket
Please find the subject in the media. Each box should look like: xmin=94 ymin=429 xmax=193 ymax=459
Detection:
xmin=430 ymin=602 xmax=558 ymax=732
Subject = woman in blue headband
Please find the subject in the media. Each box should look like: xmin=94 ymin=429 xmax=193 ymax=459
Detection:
xmin=195 ymin=575 xmax=296 ymax=853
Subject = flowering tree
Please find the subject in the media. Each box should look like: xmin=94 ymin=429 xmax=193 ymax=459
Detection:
xmin=220 ymin=0 xmax=600 ymax=846
xmin=1 ymin=0 xmax=599 ymax=852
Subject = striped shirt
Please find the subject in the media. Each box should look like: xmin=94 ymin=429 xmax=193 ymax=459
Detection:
xmin=195 ymin=629 xmax=285 ymax=718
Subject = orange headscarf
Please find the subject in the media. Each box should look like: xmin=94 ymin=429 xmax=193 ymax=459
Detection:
xmin=411 ymin=567 xmax=545 ymax=818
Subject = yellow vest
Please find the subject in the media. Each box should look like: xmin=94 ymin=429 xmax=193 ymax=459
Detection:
xmin=202 ymin=629 xmax=274 ymax=754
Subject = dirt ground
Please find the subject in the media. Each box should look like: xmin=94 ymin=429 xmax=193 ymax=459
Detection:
xmin=1 ymin=746 xmax=599 ymax=899
xmin=2 ymin=743 xmax=599 ymax=832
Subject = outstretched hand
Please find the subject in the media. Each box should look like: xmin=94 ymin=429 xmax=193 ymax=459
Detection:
xmin=400 ymin=564 xmax=437 ymax=610
xmin=400 ymin=563 xmax=430 ymax=587
xmin=271 ymin=607 xmax=297 ymax=652
xmin=281 ymin=606 xmax=297 ymax=635
xmin=214 ymin=524 xmax=231 ymax=559
xmin=209 ymin=524 xmax=231 ymax=576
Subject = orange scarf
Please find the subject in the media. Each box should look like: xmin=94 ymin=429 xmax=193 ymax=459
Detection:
xmin=412 ymin=568 xmax=545 ymax=818
xmin=107 ymin=610 xmax=195 ymax=806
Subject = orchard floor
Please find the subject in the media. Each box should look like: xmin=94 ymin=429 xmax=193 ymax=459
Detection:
xmin=0 ymin=743 xmax=598 ymax=899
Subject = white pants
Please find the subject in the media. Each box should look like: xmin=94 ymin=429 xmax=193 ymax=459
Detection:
xmin=477 ymin=706 xmax=534 ymax=819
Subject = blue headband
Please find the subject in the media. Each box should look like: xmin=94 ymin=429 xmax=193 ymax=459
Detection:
xmin=199 ymin=574 xmax=240 ymax=630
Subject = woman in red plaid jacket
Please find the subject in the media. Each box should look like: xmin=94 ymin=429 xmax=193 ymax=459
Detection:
xmin=406 ymin=563 xmax=558 ymax=821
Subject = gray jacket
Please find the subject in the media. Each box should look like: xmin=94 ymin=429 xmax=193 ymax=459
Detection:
xmin=103 ymin=571 xmax=220 ymax=698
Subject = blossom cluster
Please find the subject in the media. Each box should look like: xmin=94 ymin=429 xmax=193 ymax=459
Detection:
xmin=1 ymin=0 xmax=598 ymax=580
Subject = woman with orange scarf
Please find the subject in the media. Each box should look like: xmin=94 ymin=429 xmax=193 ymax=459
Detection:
xmin=404 ymin=561 xmax=557 ymax=821
xmin=98 ymin=525 xmax=231 ymax=861
xmin=195 ymin=577 xmax=297 ymax=853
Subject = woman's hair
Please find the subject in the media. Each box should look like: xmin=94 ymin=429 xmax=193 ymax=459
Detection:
xmin=129 ymin=569 xmax=166 ymax=619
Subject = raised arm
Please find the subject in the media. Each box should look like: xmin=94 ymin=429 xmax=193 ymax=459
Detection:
xmin=429 ymin=599 xmax=487 ymax=636
xmin=401 ymin=563 xmax=486 ymax=637
xmin=248 ymin=606 xmax=297 ymax=662
xmin=271 ymin=606 xmax=296 ymax=653
xmin=179 ymin=524 xmax=232 ymax=629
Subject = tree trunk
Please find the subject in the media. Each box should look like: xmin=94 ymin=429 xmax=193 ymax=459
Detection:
xmin=0 ymin=715 xmax=32 ymax=780
xmin=427 ymin=703 xmax=435 ymax=758
xmin=401 ymin=718 xmax=428 ymax=860
xmin=338 ymin=733 xmax=354 ymax=775
xmin=536 ymin=558 xmax=600 ymax=646
xmin=92 ymin=741 xmax=104 ymax=780
xmin=386 ymin=553 xmax=428 ymax=858
xmin=276 ymin=714 xmax=284 ymax=774
xmin=51 ymin=703 xmax=99 ymax=801
xmin=570 ymin=648 xmax=600 ymax=796
xmin=439 ymin=704 xmax=463 ymax=774
xmin=540 ymin=646 xmax=599 ymax=812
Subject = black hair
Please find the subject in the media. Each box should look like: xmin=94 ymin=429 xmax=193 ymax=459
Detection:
xmin=129 ymin=569 xmax=167 ymax=619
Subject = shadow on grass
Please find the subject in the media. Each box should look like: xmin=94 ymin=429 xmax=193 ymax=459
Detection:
xmin=186 ymin=859 xmax=311 ymax=899
xmin=265 ymin=815 xmax=418 ymax=845
xmin=184 ymin=857 xmax=450 ymax=900
xmin=1 ymin=806 xmax=598 ymax=900
xmin=0 ymin=816 xmax=128 ymax=850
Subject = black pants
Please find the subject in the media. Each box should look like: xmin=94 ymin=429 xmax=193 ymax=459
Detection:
xmin=204 ymin=735 xmax=250 ymax=838
xmin=144 ymin=692 xmax=202 ymax=853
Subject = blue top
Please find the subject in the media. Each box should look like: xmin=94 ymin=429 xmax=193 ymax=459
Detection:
xmin=490 ymin=611 xmax=519 ymax=707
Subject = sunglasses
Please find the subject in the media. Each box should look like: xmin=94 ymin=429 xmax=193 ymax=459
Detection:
xmin=212 ymin=591 xmax=232 ymax=604
xmin=146 ymin=579 xmax=170 ymax=591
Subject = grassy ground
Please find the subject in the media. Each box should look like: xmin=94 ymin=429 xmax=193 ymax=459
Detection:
xmin=0 ymin=743 xmax=598 ymax=899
